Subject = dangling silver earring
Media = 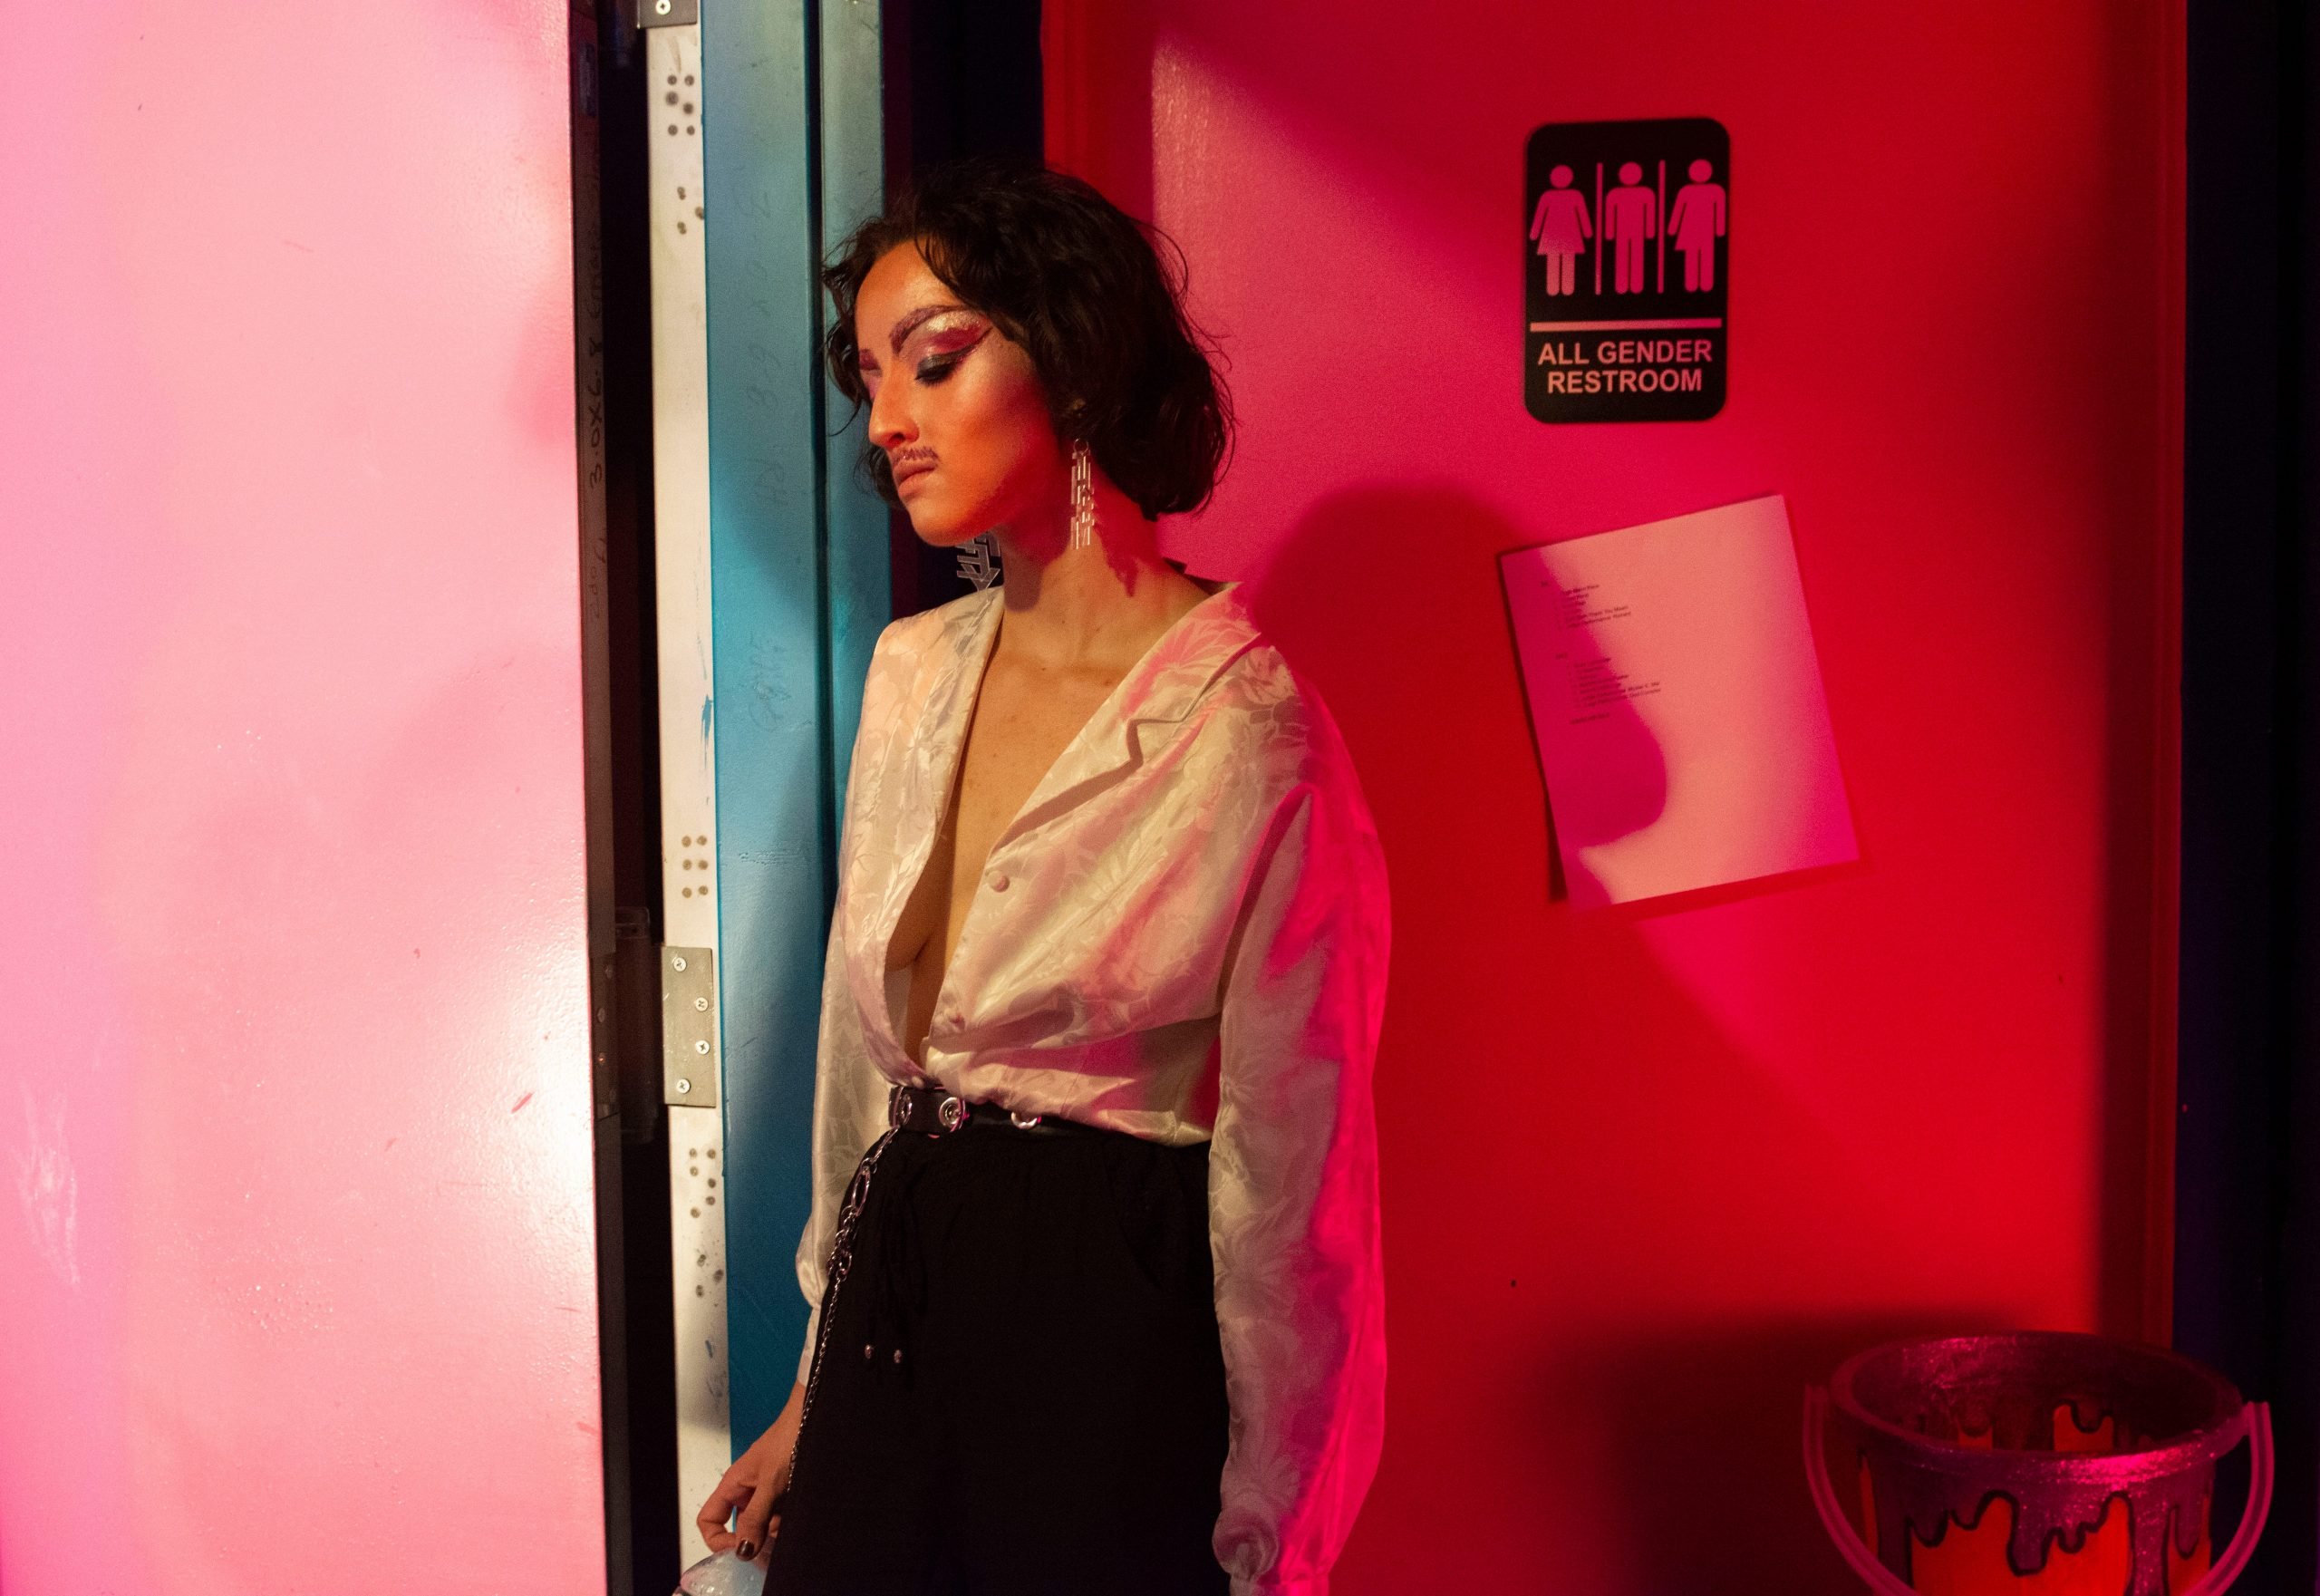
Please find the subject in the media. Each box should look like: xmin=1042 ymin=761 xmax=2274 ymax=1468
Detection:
xmin=1068 ymin=439 xmax=1097 ymax=549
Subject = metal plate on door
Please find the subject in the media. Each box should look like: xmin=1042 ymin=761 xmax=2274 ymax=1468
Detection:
xmin=661 ymin=945 xmax=719 ymax=1108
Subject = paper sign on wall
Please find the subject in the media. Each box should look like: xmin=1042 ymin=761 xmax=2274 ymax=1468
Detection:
xmin=1524 ymin=117 xmax=1729 ymax=422
xmin=1500 ymin=496 xmax=1856 ymax=906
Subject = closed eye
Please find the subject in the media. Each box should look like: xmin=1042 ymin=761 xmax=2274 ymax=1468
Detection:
xmin=913 ymin=324 xmax=989 ymax=385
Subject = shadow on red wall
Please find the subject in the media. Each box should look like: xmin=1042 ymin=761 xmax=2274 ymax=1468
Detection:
xmin=1250 ymin=488 xmax=2003 ymax=1590
xmin=1057 ymin=0 xmax=2183 ymax=1585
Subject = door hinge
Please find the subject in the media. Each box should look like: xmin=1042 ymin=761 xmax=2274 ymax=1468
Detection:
xmin=661 ymin=945 xmax=720 ymax=1108
xmin=609 ymin=907 xmax=663 ymax=1143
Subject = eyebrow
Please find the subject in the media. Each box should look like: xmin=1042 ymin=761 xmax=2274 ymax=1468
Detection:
xmin=881 ymin=302 xmax=970 ymax=354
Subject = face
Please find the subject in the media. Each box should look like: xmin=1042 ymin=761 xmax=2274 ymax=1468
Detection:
xmin=853 ymin=242 xmax=1063 ymax=547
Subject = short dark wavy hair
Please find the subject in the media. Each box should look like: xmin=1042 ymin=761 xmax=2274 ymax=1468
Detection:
xmin=821 ymin=160 xmax=1232 ymax=520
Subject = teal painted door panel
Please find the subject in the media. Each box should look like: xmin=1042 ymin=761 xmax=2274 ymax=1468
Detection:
xmin=703 ymin=0 xmax=886 ymax=1448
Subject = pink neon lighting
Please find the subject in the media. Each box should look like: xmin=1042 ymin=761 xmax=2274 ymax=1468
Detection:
xmin=0 ymin=4 xmax=606 ymax=1592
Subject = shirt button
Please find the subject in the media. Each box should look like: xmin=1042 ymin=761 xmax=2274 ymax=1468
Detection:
xmin=989 ymin=872 xmax=1010 ymax=892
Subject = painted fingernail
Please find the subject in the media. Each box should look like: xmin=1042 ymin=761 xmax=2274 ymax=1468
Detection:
xmin=737 ymin=1539 xmax=756 ymax=1560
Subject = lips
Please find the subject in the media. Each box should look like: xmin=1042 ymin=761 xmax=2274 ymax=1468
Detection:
xmin=891 ymin=457 xmax=935 ymax=488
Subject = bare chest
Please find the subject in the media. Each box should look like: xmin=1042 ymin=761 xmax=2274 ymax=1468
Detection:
xmin=884 ymin=652 xmax=1126 ymax=1054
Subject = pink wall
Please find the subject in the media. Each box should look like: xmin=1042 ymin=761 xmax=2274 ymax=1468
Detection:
xmin=0 ymin=5 xmax=605 ymax=1591
xmin=1050 ymin=4 xmax=2183 ymax=1591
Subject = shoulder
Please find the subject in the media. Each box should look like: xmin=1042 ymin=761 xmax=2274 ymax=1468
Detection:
xmin=1187 ymin=619 xmax=1366 ymax=803
xmin=871 ymin=585 xmax=998 ymax=664
xmin=859 ymin=586 xmax=1000 ymax=710
xmin=1192 ymin=634 xmax=1391 ymax=912
xmin=843 ymin=588 xmax=998 ymax=797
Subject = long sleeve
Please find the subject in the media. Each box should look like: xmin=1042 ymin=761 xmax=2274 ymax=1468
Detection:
xmin=790 ymin=904 xmax=893 ymax=1386
xmin=791 ymin=620 xmax=916 ymax=1386
xmin=790 ymin=664 xmax=916 ymax=1400
xmin=1207 ymin=751 xmax=1392 ymax=1596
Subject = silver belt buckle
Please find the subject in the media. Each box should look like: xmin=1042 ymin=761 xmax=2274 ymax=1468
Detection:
xmin=889 ymin=1083 xmax=975 ymax=1135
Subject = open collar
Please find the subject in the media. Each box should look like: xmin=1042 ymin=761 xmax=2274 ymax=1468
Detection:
xmin=873 ymin=577 xmax=1262 ymax=913
xmin=853 ymin=581 xmax=1264 ymax=1071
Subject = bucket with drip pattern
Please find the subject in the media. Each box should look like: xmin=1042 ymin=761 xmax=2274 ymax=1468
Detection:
xmin=1805 ymin=1332 xmax=2271 ymax=1596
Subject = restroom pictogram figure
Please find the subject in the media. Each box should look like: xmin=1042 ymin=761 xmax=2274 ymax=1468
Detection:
xmin=1602 ymin=160 xmax=1658 ymax=294
xmin=1528 ymin=164 xmax=1593 ymax=296
xmin=1665 ymin=159 xmax=1726 ymax=291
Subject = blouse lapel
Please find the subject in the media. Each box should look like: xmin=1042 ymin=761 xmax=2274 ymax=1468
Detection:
xmin=991 ymin=583 xmax=1262 ymax=852
xmin=847 ymin=587 xmax=1004 ymax=1071
xmin=844 ymin=581 xmax=1262 ymax=1068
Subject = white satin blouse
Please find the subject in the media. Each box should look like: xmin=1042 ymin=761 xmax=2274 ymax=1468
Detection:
xmin=791 ymin=579 xmax=1389 ymax=1596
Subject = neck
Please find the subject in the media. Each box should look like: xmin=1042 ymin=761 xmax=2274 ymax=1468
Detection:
xmin=986 ymin=475 xmax=1202 ymax=665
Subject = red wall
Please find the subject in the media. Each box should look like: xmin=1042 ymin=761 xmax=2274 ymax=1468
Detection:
xmin=1049 ymin=5 xmax=2184 ymax=1591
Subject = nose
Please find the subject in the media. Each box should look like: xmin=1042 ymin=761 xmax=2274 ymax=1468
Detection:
xmin=866 ymin=375 xmax=913 ymax=452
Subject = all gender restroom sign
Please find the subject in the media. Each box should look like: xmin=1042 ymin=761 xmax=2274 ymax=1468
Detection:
xmin=1524 ymin=117 xmax=1729 ymax=422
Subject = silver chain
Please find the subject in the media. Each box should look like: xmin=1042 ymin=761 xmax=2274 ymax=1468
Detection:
xmin=786 ymin=1126 xmax=898 ymax=1499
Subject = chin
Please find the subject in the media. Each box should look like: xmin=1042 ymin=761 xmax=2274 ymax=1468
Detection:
xmin=904 ymin=511 xmax=990 ymax=549
xmin=900 ymin=488 xmax=1000 ymax=548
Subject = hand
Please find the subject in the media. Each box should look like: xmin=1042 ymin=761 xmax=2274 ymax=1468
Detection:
xmin=696 ymin=1380 xmax=807 ymax=1568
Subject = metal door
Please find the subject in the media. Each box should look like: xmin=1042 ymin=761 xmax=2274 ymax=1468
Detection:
xmin=636 ymin=0 xmax=888 ymax=1563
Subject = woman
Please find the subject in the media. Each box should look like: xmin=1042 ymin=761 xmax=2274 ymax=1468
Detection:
xmin=694 ymin=161 xmax=1389 ymax=1596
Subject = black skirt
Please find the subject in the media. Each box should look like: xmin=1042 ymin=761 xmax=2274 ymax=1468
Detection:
xmin=767 ymin=1114 xmax=1232 ymax=1596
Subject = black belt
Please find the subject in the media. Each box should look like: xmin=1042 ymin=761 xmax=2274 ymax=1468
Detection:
xmin=785 ymin=1079 xmax=1109 ymax=1457
xmin=885 ymin=1080 xmax=1102 ymax=1138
